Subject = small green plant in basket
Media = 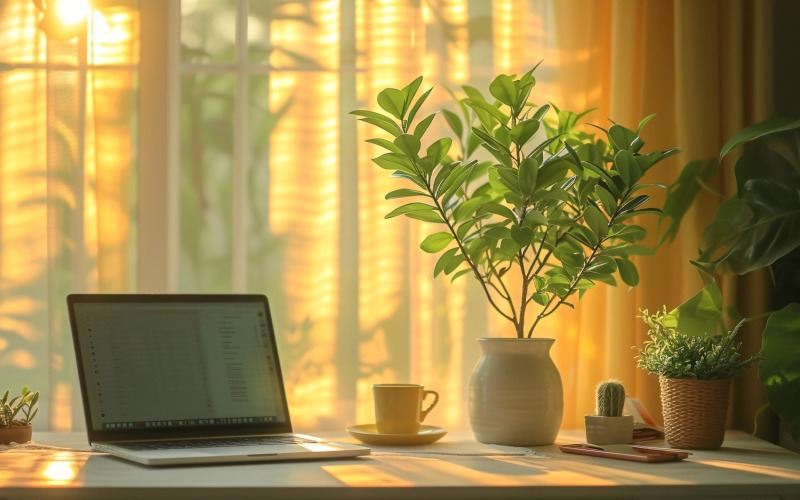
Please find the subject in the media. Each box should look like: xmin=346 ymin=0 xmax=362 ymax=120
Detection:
xmin=635 ymin=302 xmax=760 ymax=449
xmin=636 ymin=307 xmax=760 ymax=380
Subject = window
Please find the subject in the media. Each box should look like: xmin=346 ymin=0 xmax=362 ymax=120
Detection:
xmin=1 ymin=0 xmax=565 ymax=431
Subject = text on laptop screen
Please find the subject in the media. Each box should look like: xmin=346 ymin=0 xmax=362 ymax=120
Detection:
xmin=71 ymin=301 xmax=288 ymax=431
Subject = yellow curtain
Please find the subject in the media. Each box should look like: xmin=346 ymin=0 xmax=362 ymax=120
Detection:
xmin=0 ymin=0 xmax=137 ymax=430
xmin=549 ymin=0 xmax=773 ymax=429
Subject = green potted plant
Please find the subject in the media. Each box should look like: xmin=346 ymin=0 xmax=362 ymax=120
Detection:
xmin=636 ymin=306 xmax=759 ymax=449
xmin=0 ymin=387 xmax=39 ymax=445
xmin=585 ymin=380 xmax=634 ymax=445
xmin=660 ymin=115 xmax=800 ymax=449
xmin=352 ymin=68 xmax=678 ymax=445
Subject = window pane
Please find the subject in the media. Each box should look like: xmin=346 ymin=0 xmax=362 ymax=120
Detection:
xmin=179 ymin=73 xmax=235 ymax=291
xmin=181 ymin=0 xmax=237 ymax=64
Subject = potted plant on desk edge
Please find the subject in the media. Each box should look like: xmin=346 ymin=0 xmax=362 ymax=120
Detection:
xmin=660 ymin=115 xmax=800 ymax=450
xmin=352 ymin=67 xmax=679 ymax=445
xmin=1 ymin=387 xmax=39 ymax=445
xmin=636 ymin=300 xmax=760 ymax=449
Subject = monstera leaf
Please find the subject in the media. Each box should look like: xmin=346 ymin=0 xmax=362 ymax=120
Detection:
xmin=697 ymin=174 xmax=800 ymax=275
xmin=759 ymin=303 xmax=800 ymax=445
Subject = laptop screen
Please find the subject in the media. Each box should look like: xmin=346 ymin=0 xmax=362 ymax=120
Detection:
xmin=68 ymin=294 xmax=292 ymax=440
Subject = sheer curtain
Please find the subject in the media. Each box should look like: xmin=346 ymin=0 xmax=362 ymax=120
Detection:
xmin=0 ymin=0 xmax=773 ymax=433
xmin=0 ymin=0 xmax=138 ymax=430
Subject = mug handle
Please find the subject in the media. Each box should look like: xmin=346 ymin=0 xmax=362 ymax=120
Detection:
xmin=419 ymin=390 xmax=439 ymax=422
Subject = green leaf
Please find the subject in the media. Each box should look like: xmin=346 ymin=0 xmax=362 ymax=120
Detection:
xmin=596 ymin=185 xmax=618 ymax=215
xmin=373 ymin=153 xmax=415 ymax=173
xmin=352 ymin=109 xmax=402 ymax=130
xmin=483 ymin=226 xmax=511 ymax=242
xmin=377 ymin=87 xmax=406 ymax=120
xmin=532 ymin=292 xmax=549 ymax=306
xmin=608 ymin=124 xmax=638 ymax=151
xmin=405 ymin=210 xmax=444 ymax=223
xmin=609 ymin=224 xmax=647 ymax=243
xmin=536 ymin=158 xmax=570 ymax=190
xmin=420 ymin=232 xmax=454 ymax=253
xmin=466 ymin=99 xmax=510 ymax=127
xmin=734 ymin=139 xmax=798 ymax=193
xmin=453 ymin=196 xmax=486 ymax=223
xmin=522 ymin=209 xmax=547 ymax=228
xmin=432 ymin=161 xmax=456 ymax=194
xmin=489 ymin=74 xmax=517 ymax=107
xmin=759 ymin=303 xmax=800 ymax=446
xmin=462 ymin=85 xmax=486 ymax=103
xmin=492 ymin=166 xmax=521 ymax=194
xmin=615 ymin=258 xmax=639 ymax=286
xmin=510 ymin=119 xmax=540 ymax=148
xmin=394 ymin=134 xmax=421 ymax=159
xmin=583 ymin=271 xmax=617 ymax=287
xmin=451 ymin=268 xmax=474 ymax=283
xmin=532 ymin=103 xmax=551 ymax=122
xmin=720 ymin=115 xmax=800 ymax=160
xmin=357 ymin=116 xmax=403 ymax=137
xmin=636 ymin=113 xmax=657 ymax=135
xmin=407 ymin=86 xmax=433 ymax=125
xmin=442 ymin=109 xmax=463 ymax=138
xmin=472 ymin=127 xmax=511 ymax=157
xmin=479 ymin=202 xmax=518 ymax=223
xmin=366 ymin=137 xmax=403 ymax=153
xmin=697 ymin=175 xmax=800 ymax=274
xmin=413 ymin=113 xmax=436 ymax=139
xmin=614 ymin=150 xmax=641 ymax=187
xmin=439 ymin=163 xmax=477 ymax=202
xmin=426 ymin=138 xmax=453 ymax=167
xmin=511 ymin=226 xmax=534 ymax=247
xmin=518 ymin=157 xmax=539 ymax=197
xmin=566 ymin=225 xmax=599 ymax=248
xmin=618 ymin=195 xmax=649 ymax=215
xmin=584 ymin=205 xmax=609 ymax=239
xmin=384 ymin=202 xmax=435 ymax=219
xmin=586 ymin=255 xmax=617 ymax=274
xmin=391 ymin=170 xmax=428 ymax=190
xmin=555 ymin=249 xmax=585 ymax=268
xmin=433 ymin=247 xmax=459 ymax=277
xmin=386 ymin=188 xmax=426 ymax=200
xmin=443 ymin=253 xmax=466 ymax=275
xmin=668 ymin=281 xmax=725 ymax=337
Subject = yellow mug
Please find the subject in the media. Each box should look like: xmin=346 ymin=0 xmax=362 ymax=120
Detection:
xmin=372 ymin=383 xmax=439 ymax=434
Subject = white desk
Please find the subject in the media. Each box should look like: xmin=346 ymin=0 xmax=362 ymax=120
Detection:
xmin=1 ymin=430 xmax=798 ymax=499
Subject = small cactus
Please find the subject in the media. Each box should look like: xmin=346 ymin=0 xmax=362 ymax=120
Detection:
xmin=595 ymin=380 xmax=626 ymax=417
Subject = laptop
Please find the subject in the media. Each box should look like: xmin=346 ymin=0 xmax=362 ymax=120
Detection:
xmin=67 ymin=293 xmax=370 ymax=466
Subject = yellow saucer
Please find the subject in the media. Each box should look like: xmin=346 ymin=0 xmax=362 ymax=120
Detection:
xmin=346 ymin=424 xmax=447 ymax=446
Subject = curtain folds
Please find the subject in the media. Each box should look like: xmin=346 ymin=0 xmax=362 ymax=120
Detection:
xmin=549 ymin=0 xmax=773 ymax=429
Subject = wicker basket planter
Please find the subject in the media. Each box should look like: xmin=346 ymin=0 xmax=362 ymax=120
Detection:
xmin=659 ymin=377 xmax=731 ymax=450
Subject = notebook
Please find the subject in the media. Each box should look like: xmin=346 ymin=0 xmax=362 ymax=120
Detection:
xmin=67 ymin=293 xmax=370 ymax=466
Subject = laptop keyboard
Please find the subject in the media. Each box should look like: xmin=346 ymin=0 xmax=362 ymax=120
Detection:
xmin=117 ymin=435 xmax=318 ymax=451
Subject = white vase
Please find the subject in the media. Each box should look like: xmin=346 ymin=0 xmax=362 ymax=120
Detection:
xmin=468 ymin=338 xmax=563 ymax=446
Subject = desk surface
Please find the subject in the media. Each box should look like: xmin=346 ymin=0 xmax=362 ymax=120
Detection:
xmin=1 ymin=430 xmax=799 ymax=499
